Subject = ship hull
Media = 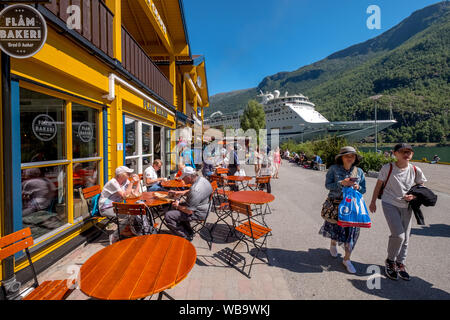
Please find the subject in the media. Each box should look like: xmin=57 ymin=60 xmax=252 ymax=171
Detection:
xmin=269 ymin=120 xmax=397 ymax=143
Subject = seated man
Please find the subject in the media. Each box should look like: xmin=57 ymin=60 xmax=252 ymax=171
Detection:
xmin=311 ymin=154 xmax=323 ymax=170
xmin=164 ymin=166 xmax=213 ymax=240
xmin=98 ymin=166 xmax=141 ymax=243
xmin=144 ymin=159 xmax=167 ymax=191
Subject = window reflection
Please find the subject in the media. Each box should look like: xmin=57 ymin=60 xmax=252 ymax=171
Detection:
xmin=73 ymin=104 xmax=98 ymax=159
xmin=125 ymin=118 xmax=137 ymax=157
xmin=22 ymin=166 xmax=67 ymax=240
xmin=20 ymin=88 xmax=66 ymax=163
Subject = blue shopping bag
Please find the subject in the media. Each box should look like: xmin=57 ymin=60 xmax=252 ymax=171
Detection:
xmin=338 ymin=187 xmax=371 ymax=228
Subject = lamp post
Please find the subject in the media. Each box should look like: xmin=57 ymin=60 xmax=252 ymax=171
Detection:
xmin=369 ymin=95 xmax=383 ymax=153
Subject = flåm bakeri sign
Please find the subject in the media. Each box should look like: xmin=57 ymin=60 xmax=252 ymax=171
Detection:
xmin=0 ymin=4 xmax=47 ymax=59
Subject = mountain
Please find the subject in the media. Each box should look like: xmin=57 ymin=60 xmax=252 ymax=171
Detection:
xmin=207 ymin=2 xmax=450 ymax=143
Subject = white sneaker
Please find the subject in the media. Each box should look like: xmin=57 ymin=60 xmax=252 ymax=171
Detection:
xmin=342 ymin=260 xmax=356 ymax=274
xmin=330 ymin=245 xmax=338 ymax=258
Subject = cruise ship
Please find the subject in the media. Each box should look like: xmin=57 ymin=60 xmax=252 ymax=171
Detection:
xmin=204 ymin=90 xmax=397 ymax=143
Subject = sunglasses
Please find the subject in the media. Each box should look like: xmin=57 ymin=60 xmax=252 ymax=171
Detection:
xmin=397 ymin=149 xmax=413 ymax=154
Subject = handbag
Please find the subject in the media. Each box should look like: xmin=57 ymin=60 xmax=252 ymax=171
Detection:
xmin=338 ymin=187 xmax=371 ymax=228
xmin=321 ymin=197 xmax=342 ymax=224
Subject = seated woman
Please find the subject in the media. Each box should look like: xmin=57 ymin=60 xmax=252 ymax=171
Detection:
xmin=144 ymin=159 xmax=167 ymax=191
xmin=98 ymin=166 xmax=141 ymax=243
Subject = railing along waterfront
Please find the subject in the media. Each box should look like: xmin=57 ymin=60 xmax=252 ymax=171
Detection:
xmin=44 ymin=0 xmax=114 ymax=59
xmin=121 ymin=27 xmax=173 ymax=104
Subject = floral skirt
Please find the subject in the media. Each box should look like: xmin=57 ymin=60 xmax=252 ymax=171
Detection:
xmin=319 ymin=221 xmax=360 ymax=251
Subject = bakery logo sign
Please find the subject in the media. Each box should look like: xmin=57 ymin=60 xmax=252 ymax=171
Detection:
xmin=32 ymin=114 xmax=57 ymax=142
xmin=78 ymin=122 xmax=94 ymax=143
xmin=0 ymin=4 xmax=47 ymax=59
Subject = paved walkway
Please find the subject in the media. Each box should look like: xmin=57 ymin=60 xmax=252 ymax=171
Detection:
xmin=27 ymin=162 xmax=450 ymax=300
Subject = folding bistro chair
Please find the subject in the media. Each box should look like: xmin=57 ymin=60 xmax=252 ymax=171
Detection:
xmin=210 ymin=174 xmax=233 ymax=198
xmin=189 ymin=192 xmax=214 ymax=250
xmin=0 ymin=228 xmax=74 ymax=300
xmin=227 ymin=200 xmax=272 ymax=278
xmin=209 ymin=181 xmax=236 ymax=242
xmin=248 ymin=176 xmax=271 ymax=192
xmin=81 ymin=185 xmax=117 ymax=241
xmin=112 ymin=202 xmax=152 ymax=240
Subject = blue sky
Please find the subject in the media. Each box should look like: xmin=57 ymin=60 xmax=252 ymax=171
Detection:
xmin=183 ymin=0 xmax=442 ymax=96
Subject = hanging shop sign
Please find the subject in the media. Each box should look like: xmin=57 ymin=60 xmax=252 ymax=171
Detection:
xmin=0 ymin=4 xmax=48 ymax=59
xmin=32 ymin=114 xmax=57 ymax=142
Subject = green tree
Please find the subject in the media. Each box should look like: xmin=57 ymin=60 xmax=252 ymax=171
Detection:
xmin=240 ymin=99 xmax=266 ymax=132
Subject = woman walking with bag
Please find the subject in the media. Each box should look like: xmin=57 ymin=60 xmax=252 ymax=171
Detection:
xmin=369 ymin=143 xmax=427 ymax=281
xmin=319 ymin=146 xmax=366 ymax=274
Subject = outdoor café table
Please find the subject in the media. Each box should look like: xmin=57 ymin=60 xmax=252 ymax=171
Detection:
xmin=222 ymin=175 xmax=252 ymax=190
xmin=161 ymin=179 xmax=191 ymax=190
xmin=127 ymin=192 xmax=172 ymax=232
xmin=79 ymin=234 xmax=197 ymax=300
xmin=228 ymin=190 xmax=275 ymax=205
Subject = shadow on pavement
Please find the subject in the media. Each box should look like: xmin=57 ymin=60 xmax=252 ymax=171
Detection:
xmin=348 ymin=275 xmax=450 ymax=300
xmin=266 ymin=247 xmax=372 ymax=276
xmin=411 ymin=224 xmax=450 ymax=238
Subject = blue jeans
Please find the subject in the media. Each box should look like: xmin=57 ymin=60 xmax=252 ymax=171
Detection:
xmin=147 ymin=183 xmax=167 ymax=192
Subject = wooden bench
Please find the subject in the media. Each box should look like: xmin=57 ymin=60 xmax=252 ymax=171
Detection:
xmin=0 ymin=228 xmax=74 ymax=300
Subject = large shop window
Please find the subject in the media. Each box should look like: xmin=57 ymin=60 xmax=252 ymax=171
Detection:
xmin=125 ymin=116 xmax=165 ymax=176
xmin=20 ymin=87 xmax=102 ymax=240
xmin=72 ymin=104 xmax=100 ymax=220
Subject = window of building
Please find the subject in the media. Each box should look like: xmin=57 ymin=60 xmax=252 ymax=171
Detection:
xmin=20 ymin=87 xmax=103 ymax=241
xmin=125 ymin=116 xmax=166 ymax=176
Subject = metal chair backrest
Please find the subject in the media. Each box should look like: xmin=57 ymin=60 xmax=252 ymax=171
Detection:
xmin=228 ymin=199 xmax=252 ymax=216
xmin=82 ymin=185 xmax=102 ymax=199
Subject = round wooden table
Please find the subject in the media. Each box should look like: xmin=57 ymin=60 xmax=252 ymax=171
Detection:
xmin=228 ymin=190 xmax=275 ymax=205
xmin=161 ymin=179 xmax=191 ymax=189
xmin=126 ymin=192 xmax=172 ymax=206
xmin=79 ymin=234 xmax=197 ymax=300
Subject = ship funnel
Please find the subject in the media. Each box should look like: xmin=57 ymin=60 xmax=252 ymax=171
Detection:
xmin=273 ymin=90 xmax=280 ymax=98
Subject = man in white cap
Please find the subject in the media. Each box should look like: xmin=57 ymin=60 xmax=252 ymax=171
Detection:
xmin=99 ymin=166 xmax=141 ymax=243
xmin=165 ymin=166 xmax=213 ymax=240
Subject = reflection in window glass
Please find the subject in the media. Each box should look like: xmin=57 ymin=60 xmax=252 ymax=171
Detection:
xmin=73 ymin=161 xmax=99 ymax=191
xmin=22 ymin=165 xmax=67 ymax=239
xmin=73 ymin=104 xmax=98 ymax=159
xmin=20 ymin=88 xmax=66 ymax=163
xmin=125 ymin=117 xmax=137 ymax=156
xmin=126 ymin=157 xmax=138 ymax=173
xmin=142 ymin=123 xmax=152 ymax=155
xmin=142 ymin=156 xmax=152 ymax=173
xmin=73 ymin=161 xmax=99 ymax=220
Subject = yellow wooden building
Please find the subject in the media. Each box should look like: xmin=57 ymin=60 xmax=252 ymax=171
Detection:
xmin=0 ymin=0 xmax=209 ymax=286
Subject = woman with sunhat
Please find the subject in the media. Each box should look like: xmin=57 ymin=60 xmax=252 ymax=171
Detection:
xmin=319 ymin=146 xmax=366 ymax=274
xmin=369 ymin=143 xmax=427 ymax=281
